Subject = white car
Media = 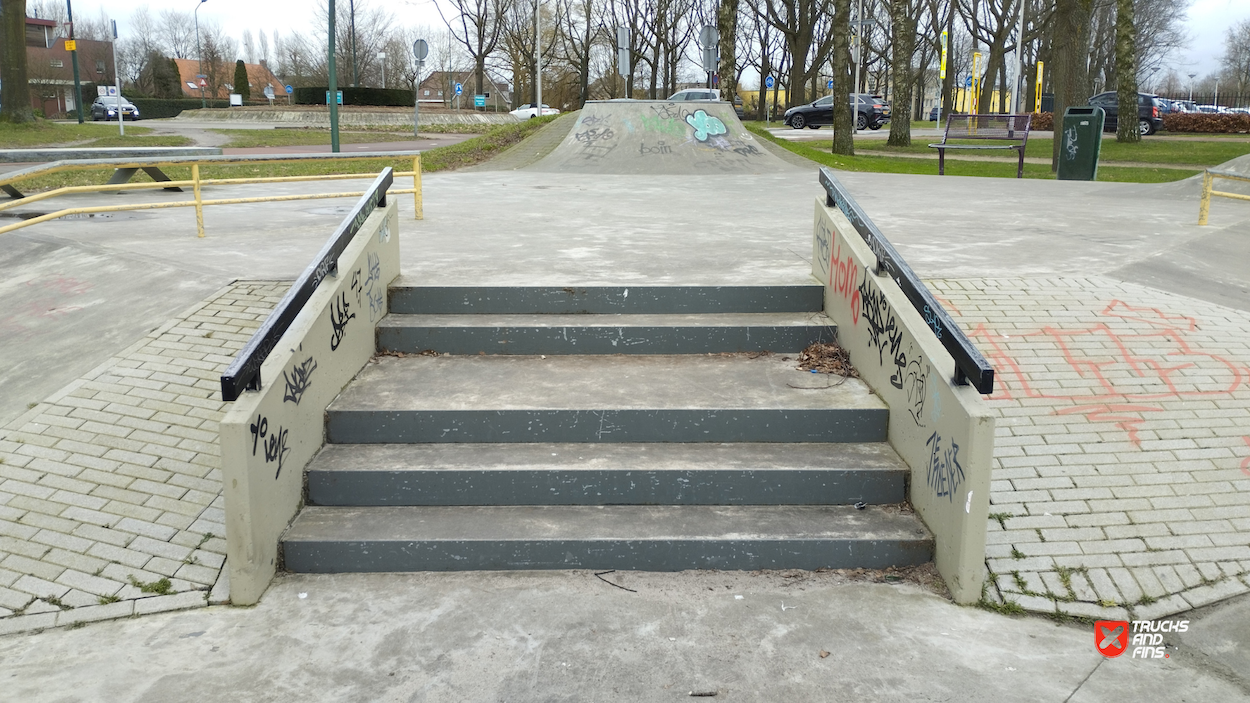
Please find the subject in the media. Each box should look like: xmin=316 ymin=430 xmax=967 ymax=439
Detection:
xmin=510 ymin=103 xmax=560 ymax=119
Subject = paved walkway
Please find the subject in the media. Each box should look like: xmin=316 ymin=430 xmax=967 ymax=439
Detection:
xmin=0 ymin=282 xmax=284 ymax=634
xmin=932 ymin=276 xmax=1250 ymax=620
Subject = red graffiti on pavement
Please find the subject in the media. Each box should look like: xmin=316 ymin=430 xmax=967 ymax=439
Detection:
xmin=968 ymin=300 xmax=1250 ymax=447
xmin=1241 ymin=437 xmax=1250 ymax=477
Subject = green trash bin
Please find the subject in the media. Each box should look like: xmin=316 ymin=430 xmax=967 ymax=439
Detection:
xmin=1057 ymin=106 xmax=1105 ymax=181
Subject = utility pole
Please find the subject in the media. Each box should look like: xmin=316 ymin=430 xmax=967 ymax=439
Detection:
xmin=67 ymin=0 xmax=84 ymax=123
xmin=329 ymin=0 xmax=340 ymax=152
xmin=349 ymin=0 xmax=358 ymax=87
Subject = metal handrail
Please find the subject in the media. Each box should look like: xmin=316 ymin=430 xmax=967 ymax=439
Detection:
xmin=1198 ymin=168 xmax=1250 ymax=225
xmin=220 ymin=168 xmax=394 ymax=401
xmin=819 ymin=167 xmax=995 ymax=394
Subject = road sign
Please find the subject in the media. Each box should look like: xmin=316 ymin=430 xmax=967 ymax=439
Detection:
xmin=326 ymin=90 xmax=343 ymax=105
xmin=827 ymin=79 xmax=834 ymax=90
xmin=474 ymin=95 xmax=486 ymax=107
xmin=454 ymin=83 xmax=463 ymax=96
xmin=965 ymin=75 xmax=973 ymax=88
xmin=699 ymin=25 xmax=718 ymax=74
xmin=263 ymin=85 xmax=275 ymax=99
xmin=64 ymin=39 xmax=76 ymax=51
xmin=285 ymin=84 xmax=294 ymax=94
xmin=97 ymin=86 xmax=107 ymax=96
xmin=199 ymin=78 xmax=207 ymax=87
xmin=765 ymin=76 xmax=775 ymax=89
xmin=106 ymin=86 xmax=118 ymax=96
xmin=413 ymin=39 xmax=429 ymax=61
xmin=616 ymin=27 xmax=630 ymax=78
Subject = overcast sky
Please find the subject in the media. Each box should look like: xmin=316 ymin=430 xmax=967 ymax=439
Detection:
xmin=57 ymin=0 xmax=1250 ymax=80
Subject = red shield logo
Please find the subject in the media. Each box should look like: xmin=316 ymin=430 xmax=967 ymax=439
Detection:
xmin=1095 ymin=620 xmax=1129 ymax=657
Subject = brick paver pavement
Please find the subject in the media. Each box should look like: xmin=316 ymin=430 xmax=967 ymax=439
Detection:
xmin=931 ymin=276 xmax=1250 ymax=621
xmin=0 ymin=282 xmax=286 ymax=636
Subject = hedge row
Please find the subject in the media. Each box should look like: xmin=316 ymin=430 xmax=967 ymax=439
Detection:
xmin=1161 ymin=112 xmax=1250 ymax=133
xmin=293 ymin=86 xmax=416 ymax=107
xmin=1030 ymin=112 xmax=1053 ymax=130
xmin=129 ymin=98 xmax=230 ymax=119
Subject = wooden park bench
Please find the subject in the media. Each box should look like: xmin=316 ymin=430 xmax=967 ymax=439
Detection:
xmin=928 ymin=114 xmax=1033 ymax=178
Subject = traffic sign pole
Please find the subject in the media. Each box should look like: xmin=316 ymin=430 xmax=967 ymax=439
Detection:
xmin=328 ymin=0 xmax=340 ymax=152
xmin=765 ymin=75 xmax=774 ymax=124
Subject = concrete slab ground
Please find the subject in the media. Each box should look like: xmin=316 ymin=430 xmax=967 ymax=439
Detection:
xmin=2 ymin=138 xmax=1250 ymax=694
xmin=2 ymin=570 xmax=1247 ymax=701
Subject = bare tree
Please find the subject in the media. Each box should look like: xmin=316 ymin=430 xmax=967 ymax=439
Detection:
xmin=831 ymin=0 xmax=855 ymax=153
xmin=436 ymin=0 xmax=509 ymax=99
xmin=887 ymin=0 xmax=918 ymax=145
xmin=1223 ymin=20 xmax=1250 ymax=99
xmin=243 ymin=30 xmax=257 ymax=65
xmin=1050 ymin=0 xmax=1094 ymax=168
xmin=159 ymin=8 xmax=196 ymax=59
xmin=1113 ymin=0 xmax=1138 ymax=142
xmin=760 ymin=0 xmax=838 ymax=106
xmin=258 ymin=30 xmax=271 ymax=67
xmin=555 ymin=0 xmax=601 ymax=106
xmin=1 ymin=0 xmax=34 ymax=123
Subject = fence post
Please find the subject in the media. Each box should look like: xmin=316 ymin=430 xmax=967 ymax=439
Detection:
xmin=1198 ymin=170 xmax=1212 ymax=226
xmin=413 ymin=155 xmax=423 ymax=220
xmin=193 ymin=163 xmax=206 ymax=238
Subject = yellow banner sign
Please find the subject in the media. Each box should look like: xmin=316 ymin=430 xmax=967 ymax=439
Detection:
xmin=64 ymin=39 xmax=77 ymax=51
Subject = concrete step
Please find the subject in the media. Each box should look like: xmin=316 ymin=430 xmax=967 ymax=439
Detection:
xmin=378 ymin=312 xmax=834 ymax=355
xmin=326 ymin=355 xmax=888 ymax=444
xmin=282 ymin=505 xmax=933 ymax=573
xmin=387 ymin=282 xmax=825 ymax=315
xmin=306 ymin=442 xmax=907 ymax=506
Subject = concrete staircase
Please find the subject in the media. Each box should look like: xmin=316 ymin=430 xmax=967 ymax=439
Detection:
xmin=281 ymin=283 xmax=933 ymax=572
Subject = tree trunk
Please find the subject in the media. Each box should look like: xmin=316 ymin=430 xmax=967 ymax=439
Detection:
xmin=831 ymin=0 xmax=854 ymax=155
xmin=887 ymin=0 xmax=915 ymax=146
xmin=718 ymin=0 xmax=739 ymax=104
xmin=1114 ymin=0 xmax=1139 ymax=143
xmin=1051 ymin=0 xmax=1094 ymax=169
xmin=1 ymin=0 xmax=35 ymax=123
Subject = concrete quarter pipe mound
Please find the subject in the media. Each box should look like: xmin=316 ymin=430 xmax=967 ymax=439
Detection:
xmin=528 ymin=100 xmax=796 ymax=175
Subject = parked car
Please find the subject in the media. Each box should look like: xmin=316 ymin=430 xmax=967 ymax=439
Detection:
xmin=929 ymin=106 xmax=940 ymax=121
xmin=667 ymin=89 xmax=745 ymax=119
xmin=783 ymin=94 xmax=889 ymax=130
xmin=1086 ymin=91 xmax=1164 ymax=135
xmin=1171 ymin=100 xmax=1199 ymax=113
xmin=510 ymin=103 xmax=560 ymax=120
xmin=90 ymin=96 xmax=139 ymax=121
xmin=1196 ymin=104 xmax=1226 ymax=114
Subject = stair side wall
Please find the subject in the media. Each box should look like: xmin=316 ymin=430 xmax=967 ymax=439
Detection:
xmin=811 ymin=200 xmax=994 ymax=604
xmin=219 ymin=201 xmax=400 ymax=605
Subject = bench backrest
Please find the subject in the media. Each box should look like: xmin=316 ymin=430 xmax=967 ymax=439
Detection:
xmin=939 ymin=114 xmax=1032 ymax=144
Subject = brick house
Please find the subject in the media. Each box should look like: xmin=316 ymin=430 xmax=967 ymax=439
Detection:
xmin=11 ymin=16 xmax=115 ymax=117
xmin=171 ymin=58 xmax=286 ymax=102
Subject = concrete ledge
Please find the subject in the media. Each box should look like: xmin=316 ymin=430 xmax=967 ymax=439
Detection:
xmin=172 ymin=109 xmax=516 ymax=127
xmin=811 ymin=198 xmax=996 ymax=604
xmin=0 ymin=146 xmax=222 ymax=162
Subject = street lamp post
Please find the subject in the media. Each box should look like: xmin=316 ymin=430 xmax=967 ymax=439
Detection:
xmin=195 ymin=0 xmax=208 ymax=109
xmin=378 ymin=52 xmax=386 ymax=89
xmin=1188 ymin=73 xmax=1197 ymax=103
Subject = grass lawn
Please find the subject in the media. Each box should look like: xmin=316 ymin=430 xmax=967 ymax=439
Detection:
xmin=746 ymin=124 xmax=1197 ymax=183
xmin=749 ymin=120 xmax=1250 ymax=167
xmin=213 ymin=129 xmax=430 ymax=149
xmin=3 ymin=116 xmax=557 ymax=193
xmin=0 ymin=120 xmax=192 ymax=148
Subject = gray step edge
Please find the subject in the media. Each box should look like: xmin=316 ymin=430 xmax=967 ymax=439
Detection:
xmin=388 ymin=284 xmax=826 ymax=315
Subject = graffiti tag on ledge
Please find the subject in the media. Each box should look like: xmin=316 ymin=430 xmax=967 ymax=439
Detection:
xmin=926 ymin=431 xmax=965 ymax=502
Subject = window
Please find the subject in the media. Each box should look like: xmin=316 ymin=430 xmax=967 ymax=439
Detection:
xmin=95 ymin=61 xmax=105 ymax=74
xmin=187 ymin=82 xmax=198 ymax=90
xmin=50 ymin=59 xmax=63 ymax=68
xmin=814 ymin=96 xmax=834 ymax=107
xmin=423 ymin=90 xmax=430 ymax=96
xmin=437 ymin=90 xmax=443 ymax=96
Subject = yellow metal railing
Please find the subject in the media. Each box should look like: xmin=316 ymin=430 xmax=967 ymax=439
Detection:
xmin=1198 ymin=168 xmax=1250 ymax=225
xmin=0 ymin=152 xmax=423 ymax=238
